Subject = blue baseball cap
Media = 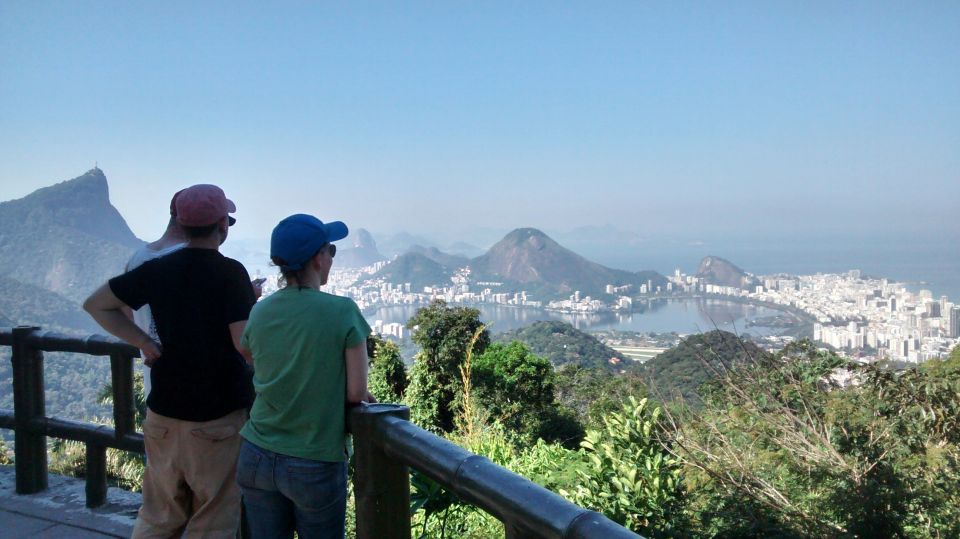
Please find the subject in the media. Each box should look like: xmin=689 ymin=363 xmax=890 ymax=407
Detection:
xmin=270 ymin=214 xmax=348 ymax=270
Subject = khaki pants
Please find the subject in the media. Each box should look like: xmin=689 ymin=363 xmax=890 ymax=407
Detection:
xmin=133 ymin=408 xmax=247 ymax=539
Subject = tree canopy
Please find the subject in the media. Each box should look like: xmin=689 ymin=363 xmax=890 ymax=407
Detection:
xmin=405 ymin=300 xmax=490 ymax=433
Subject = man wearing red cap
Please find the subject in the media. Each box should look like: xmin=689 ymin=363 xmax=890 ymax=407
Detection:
xmin=84 ymin=184 xmax=255 ymax=538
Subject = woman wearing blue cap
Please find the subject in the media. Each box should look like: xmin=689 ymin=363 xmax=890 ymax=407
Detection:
xmin=236 ymin=214 xmax=375 ymax=539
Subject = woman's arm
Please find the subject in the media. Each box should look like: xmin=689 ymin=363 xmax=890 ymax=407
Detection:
xmin=345 ymin=341 xmax=376 ymax=403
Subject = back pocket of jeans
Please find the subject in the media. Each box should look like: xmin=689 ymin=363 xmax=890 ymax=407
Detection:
xmin=236 ymin=442 xmax=262 ymax=488
xmin=282 ymin=460 xmax=346 ymax=510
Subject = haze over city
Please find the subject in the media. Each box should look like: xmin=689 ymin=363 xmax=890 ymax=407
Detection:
xmin=1 ymin=2 xmax=957 ymax=248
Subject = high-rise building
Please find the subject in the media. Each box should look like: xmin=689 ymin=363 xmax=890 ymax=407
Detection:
xmin=951 ymin=306 xmax=960 ymax=338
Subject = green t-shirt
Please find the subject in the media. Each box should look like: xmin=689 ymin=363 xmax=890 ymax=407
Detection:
xmin=240 ymin=287 xmax=371 ymax=461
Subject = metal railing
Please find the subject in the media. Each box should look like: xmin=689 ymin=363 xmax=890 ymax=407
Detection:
xmin=0 ymin=326 xmax=642 ymax=538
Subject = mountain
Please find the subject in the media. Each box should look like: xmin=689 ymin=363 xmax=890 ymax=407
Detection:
xmin=337 ymin=228 xmax=386 ymax=268
xmin=496 ymin=320 xmax=635 ymax=373
xmin=470 ymin=228 xmax=666 ymax=300
xmin=696 ymin=255 xmax=759 ymax=290
xmin=0 ymin=168 xmax=142 ymax=326
xmin=406 ymin=245 xmax=469 ymax=269
xmin=370 ymin=252 xmax=454 ymax=291
xmin=642 ymin=330 xmax=767 ymax=404
xmin=0 ymin=276 xmax=98 ymax=334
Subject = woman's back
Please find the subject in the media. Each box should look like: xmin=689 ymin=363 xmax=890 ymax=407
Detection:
xmin=240 ymin=286 xmax=369 ymax=462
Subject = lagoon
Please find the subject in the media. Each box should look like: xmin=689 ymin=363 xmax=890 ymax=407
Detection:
xmin=368 ymin=298 xmax=793 ymax=336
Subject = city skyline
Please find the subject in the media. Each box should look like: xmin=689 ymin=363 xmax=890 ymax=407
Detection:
xmin=1 ymin=3 xmax=958 ymax=244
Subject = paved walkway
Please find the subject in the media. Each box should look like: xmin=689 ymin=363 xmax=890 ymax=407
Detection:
xmin=0 ymin=466 xmax=138 ymax=538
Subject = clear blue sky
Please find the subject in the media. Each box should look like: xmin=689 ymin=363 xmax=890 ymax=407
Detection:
xmin=1 ymin=2 xmax=958 ymax=244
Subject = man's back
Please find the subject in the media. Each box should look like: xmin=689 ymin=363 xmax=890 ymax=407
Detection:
xmin=110 ymin=247 xmax=255 ymax=421
xmin=126 ymin=242 xmax=185 ymax=396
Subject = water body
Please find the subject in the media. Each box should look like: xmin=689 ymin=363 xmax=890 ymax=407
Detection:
xmin=566 ymin=235 xmax=960 ymax=301
xmin=368 ymin=298 xmax=789 ymax=336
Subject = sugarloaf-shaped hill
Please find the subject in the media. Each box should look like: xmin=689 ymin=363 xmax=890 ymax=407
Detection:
xmin=0 ymin=168 xmax=143 ymax=324
xmin=471 ymin=228 xmax=665 ymax=299
xmin=336 ymin=228 xmax=387 ymax=268
xmin=696 ymin=255 xmax=759 ymax=290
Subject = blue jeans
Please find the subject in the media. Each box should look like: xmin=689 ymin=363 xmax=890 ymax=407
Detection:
xmin=236 ymin=439 xmax=348 ymax=539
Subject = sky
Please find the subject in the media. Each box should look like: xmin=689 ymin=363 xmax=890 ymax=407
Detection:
xmin=1 ymin=2 xmax=958 ymax=246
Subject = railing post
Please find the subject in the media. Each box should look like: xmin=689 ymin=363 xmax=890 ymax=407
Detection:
xmin=110 ymin=352 xmax=135 ymax=437
xmin=85 ymin=443 xmax=108 ymax=508
xmin=351 ymin=403 xmax=411 ymax=539
xmin=11 ymin=325 xmax=47 ymax=494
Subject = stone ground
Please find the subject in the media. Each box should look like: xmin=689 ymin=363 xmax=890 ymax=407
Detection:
xmin=0 ymin=465 xmax=138 ymax=538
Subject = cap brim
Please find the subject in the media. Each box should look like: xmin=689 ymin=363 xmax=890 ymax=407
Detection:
xmin=324 ymin=221 xmax=348 ymax=242
xmin=226 ymin=198 xmax=237 ymax=213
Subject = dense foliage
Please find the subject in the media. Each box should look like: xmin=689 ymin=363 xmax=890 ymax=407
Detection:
xmin=472 ymin=341 xmax=582 ymax=447
xmin=405 ymin=308 xmax=960 ymax=538
xmin=496 ymin=320 xmax=631 ymax=372
xmin=405 ymin=300 xmax=490 ymax=433
xmin=666 ymin=342 xmax=960 ymax=537
xmin=561 ymin=397 xmax=685 ymax=536
xmin=367 ymin=334 xmax=408 ymax=403
xmin=641 ymin=329 xmax=767 ymax=404
xmin=554 ymin=364 xmax=648 ymax=430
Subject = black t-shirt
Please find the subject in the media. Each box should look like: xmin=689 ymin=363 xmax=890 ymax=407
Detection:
xmin=109 ymin=248 xmax=255 ymax=422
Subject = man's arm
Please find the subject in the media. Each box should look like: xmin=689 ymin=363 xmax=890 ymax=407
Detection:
xmin=83 ymin=283 xmax=162 ymax=365
xmin=345 ymin=341 xmax=376 ymax=404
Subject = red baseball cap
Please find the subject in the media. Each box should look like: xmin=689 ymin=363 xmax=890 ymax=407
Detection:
xmin=169 ymin=189 xmax=184 ymax=216
xmin=175 ymin=184 xmax=236 ymax=227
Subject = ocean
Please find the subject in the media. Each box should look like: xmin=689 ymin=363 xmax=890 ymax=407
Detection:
xmin=566 ymin=236 xmax=960 ymax=302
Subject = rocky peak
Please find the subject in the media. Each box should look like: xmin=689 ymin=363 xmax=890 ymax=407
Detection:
xmin=352 ymin=228 xmax=377 ymax=249
xmin=696 ymin=256 xmax=758 ymax=289
xmin=0 ymin=168 xmax=141 ymax=248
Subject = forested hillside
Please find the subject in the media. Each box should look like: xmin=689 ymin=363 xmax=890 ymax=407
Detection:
xmin=641 ymin=329 xmax=766 ymax=404
xmin=496 ymin=320 xmax=634 ymax=372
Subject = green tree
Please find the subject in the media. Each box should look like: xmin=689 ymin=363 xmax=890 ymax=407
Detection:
xmin=554 ymin=364 xmax=648 ymax=431
xmin=472 ymin=341 xmax=583 ymax=446
xmin=405 ymin=300 xmax=489 ymax=433
xmin=667 ymin=341 xmax=960 ymax=538
xmin=367 ymin=334 xmax=408 ymax=403
xmin=560 ymin=396 xmax=685 ymax=537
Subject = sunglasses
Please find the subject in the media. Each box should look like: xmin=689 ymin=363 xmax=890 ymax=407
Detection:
xmin=327 ymin=243 xmax=337 ymax=258
xmin=228 ymin=216 xmax=236 ymax=227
